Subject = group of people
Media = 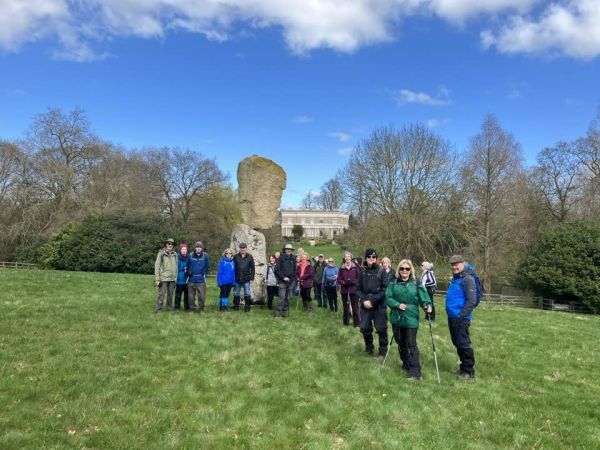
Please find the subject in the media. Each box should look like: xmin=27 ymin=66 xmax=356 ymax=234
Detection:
xmin=154 ymin=239 xmax=476 ymax=381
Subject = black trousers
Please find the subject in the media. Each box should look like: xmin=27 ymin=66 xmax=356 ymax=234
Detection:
xmin=360 ymin=306 xmax=388 ymax=354
xmin=314 ymin=283 xmax=325 ymax=307
xmin=426 ymin=288 xmax=436 ymax=321
xmin=448 ymin=317 xmax=475 ymax=375
xmin=324 ymin=286 xmax=338 ymax=311
xmin=174 ymin=284 xmax=189 ymax=310
xmin=341 ymin=292 xmax=360 ymax=327
xmin=392 ymin=325 xmax=421 ymax=378
xmin=219 ymin=284 xmax=234 ymax=298
xmin=266 ymin=285 xmax=278 ymax=309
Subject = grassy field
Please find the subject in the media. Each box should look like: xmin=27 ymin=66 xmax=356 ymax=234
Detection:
xmin=1 ymin=269 xmax=599 ymax=449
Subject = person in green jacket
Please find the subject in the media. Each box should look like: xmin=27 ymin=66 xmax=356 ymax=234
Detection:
xmin=154 ymin=238 xmax=178 ymax=313
xmin=385 ymin=259 xmax=432 ymax=380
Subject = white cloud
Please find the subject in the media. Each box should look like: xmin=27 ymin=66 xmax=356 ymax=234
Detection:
xmin=337 ymin=147 xmax=353 ymax=156
xmin=428 ymin=0 xmax=538 ymax=23
xmin=0 ymin=0 xmax=69 ymax=50
xmin=0 ymin=0 xmax=599 ymax=61
xmin=328 ymin=131 xmax=350 ymax=142
xmin=395 ymin=87 xmax=451 ymax=106
xmin=292 ymin=115 xmax=314 ymax=124
xmin=426 ymin=118 xmax=451 ymax=128
xmin=481 ymin=0 xmax=600 ymax=59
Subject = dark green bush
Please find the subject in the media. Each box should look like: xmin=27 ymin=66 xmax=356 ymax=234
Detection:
xmin=41 ymin=212 xmax=184 ymax=274
xmin=520 ymin=221 xmax=600 ymax=310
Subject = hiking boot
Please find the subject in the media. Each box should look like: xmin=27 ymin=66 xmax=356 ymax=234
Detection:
xmin=365 ymin=346 xmax=375 ymax=355
xmin=457 ymin=372 xmax=475 ymax=380
xmin=407 ymin=375 xmax=421 ymax=381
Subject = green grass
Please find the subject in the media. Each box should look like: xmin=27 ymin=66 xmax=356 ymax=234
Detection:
xmin=1 ymin=269 xmax=599 ymax=449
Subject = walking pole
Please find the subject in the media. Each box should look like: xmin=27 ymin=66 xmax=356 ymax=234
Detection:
xmin=428 ymin=317 xmax=441 ymax=383
xmin=382 ymin=333 xmax=395 ymax=367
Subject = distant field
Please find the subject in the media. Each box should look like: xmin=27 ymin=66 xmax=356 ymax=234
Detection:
xmin=1 ymin=269 xmax=599 ymax=449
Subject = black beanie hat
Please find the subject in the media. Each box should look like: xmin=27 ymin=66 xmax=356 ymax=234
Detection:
xmin=364 ymin=248 xmax=377 ymax=258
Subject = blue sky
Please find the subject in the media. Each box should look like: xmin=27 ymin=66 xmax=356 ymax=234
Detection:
xmin=1 ymin=0 xmax=600 ymax=207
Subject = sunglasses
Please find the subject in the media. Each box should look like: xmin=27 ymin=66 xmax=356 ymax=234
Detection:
xmin=399 ymin=267 xmax=411 ymax=271
xmin=366 ymin=255 xmax=377 ymax=259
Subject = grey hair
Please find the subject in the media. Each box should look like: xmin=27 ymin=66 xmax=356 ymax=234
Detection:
xmin=422 ymin=261 xmax=433 ymax=271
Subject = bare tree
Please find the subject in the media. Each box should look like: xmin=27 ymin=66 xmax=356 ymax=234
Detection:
xmin=533 ymin=142 xmax=582 ymax=222
xmin=343 ymin=124 xmax=454 ymax=216
xmin=339 ymin=124 xmax=457 ymax=260
xmin=84 ymin=148 xmax=163 ymax=213
xmin=318 ymin=177 xmax=343 ymax=211
xmin=462 ymin=114 xmax=523 ymax=292
xmin=572 ymin=111 xmax=600 ymax=216
xmin=0 ymin=141 xmax=23 ymax=201
xmin=302 ymin=191 xmax=319 ymax=210
xmin=25 ymin=108 xmax=104 ymax=208
xmin=144 ymin=147 xmax=226 ymax=227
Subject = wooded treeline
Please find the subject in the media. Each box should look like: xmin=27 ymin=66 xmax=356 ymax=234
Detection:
xmin=2 ymin=107 xmax=599 ymax=307
xmin=0 ymin=108 xmax=241 ymax=268
xmin=311 ymin=113 xmax=599 ymax=301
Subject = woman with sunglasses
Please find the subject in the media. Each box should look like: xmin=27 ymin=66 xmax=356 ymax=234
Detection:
xmin=385 ymin=259 xmax=432 ymax=380
xmin=357 ymin=249 xmax=388 ymax=359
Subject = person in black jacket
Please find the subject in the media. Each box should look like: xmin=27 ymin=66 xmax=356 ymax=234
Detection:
xmin=233 ymin=242 xmax=255 ymax=312
xmin=357 ymin=248 xmax=389 ymax=359
xmin=273 ymin=243 xmax=296 ymax=317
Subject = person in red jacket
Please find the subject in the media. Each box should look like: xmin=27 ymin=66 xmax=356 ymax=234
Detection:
xmin=296 ymin=253 xmax=315 ymax=314
xmin=337 ymin=251 xmax=361 ymax=327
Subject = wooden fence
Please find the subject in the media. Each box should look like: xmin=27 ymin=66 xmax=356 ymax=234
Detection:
xmin=436 ymin=291 xmax=595 ymax=315
xmin=0 ymin=261 xmax=39 ymax=269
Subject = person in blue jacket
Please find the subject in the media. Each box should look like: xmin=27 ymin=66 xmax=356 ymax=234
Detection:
xmin=174 ymin=243 xmax=190 ymax=311
xmin=446 ymin=254 xmax=477 ymax=380
xmin=217 ymin=248 xmax=235 ymax=312
xmin=186 ymin=241 xmax=210 ymax=313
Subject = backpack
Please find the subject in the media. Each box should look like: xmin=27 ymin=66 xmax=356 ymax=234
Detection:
xmin=459 ymin=263 xmax=484 ymax=307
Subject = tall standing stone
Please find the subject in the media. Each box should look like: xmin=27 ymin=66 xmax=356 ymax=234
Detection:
xmin=233 ymin=155 xmax=286 ymax=304
xmin=230 ymin=224 xmax=266 ymax=303
xmin=237 ymin=155 xmax=286 ymax=230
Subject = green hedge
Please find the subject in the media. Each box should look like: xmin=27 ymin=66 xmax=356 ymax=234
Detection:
xmin=41 ymin=212 xmax=184 ymax=274
xmin=520 ymin=220 xmax=600 ymax=310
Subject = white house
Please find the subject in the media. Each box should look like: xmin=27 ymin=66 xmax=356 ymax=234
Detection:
xmin=280 ymin=209 xmax=349 ymax=240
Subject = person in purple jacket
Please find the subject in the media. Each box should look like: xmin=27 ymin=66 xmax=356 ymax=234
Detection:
xmin=337 ymin=251 xmax=361 ymax=327
xmin=296 ymin=253 xmax=315 ymax=314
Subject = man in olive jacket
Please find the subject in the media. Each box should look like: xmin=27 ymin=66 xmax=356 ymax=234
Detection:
xmin=154 ymin=238 xmax=178 ymax=313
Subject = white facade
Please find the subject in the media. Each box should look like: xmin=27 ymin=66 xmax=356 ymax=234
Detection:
xmin=280 ymin=210 xmax=349 ymax=239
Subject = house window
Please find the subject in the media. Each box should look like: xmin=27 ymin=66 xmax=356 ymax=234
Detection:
xmin=301 ymin=217 xmax=306 ymax=224
xmin=319 ymin=229 xmax=324 ymax=237
xmin=287 ymin=218 xmax=292 ymax=225
xmin=332 ymin=218 xmax=338 ymax=225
